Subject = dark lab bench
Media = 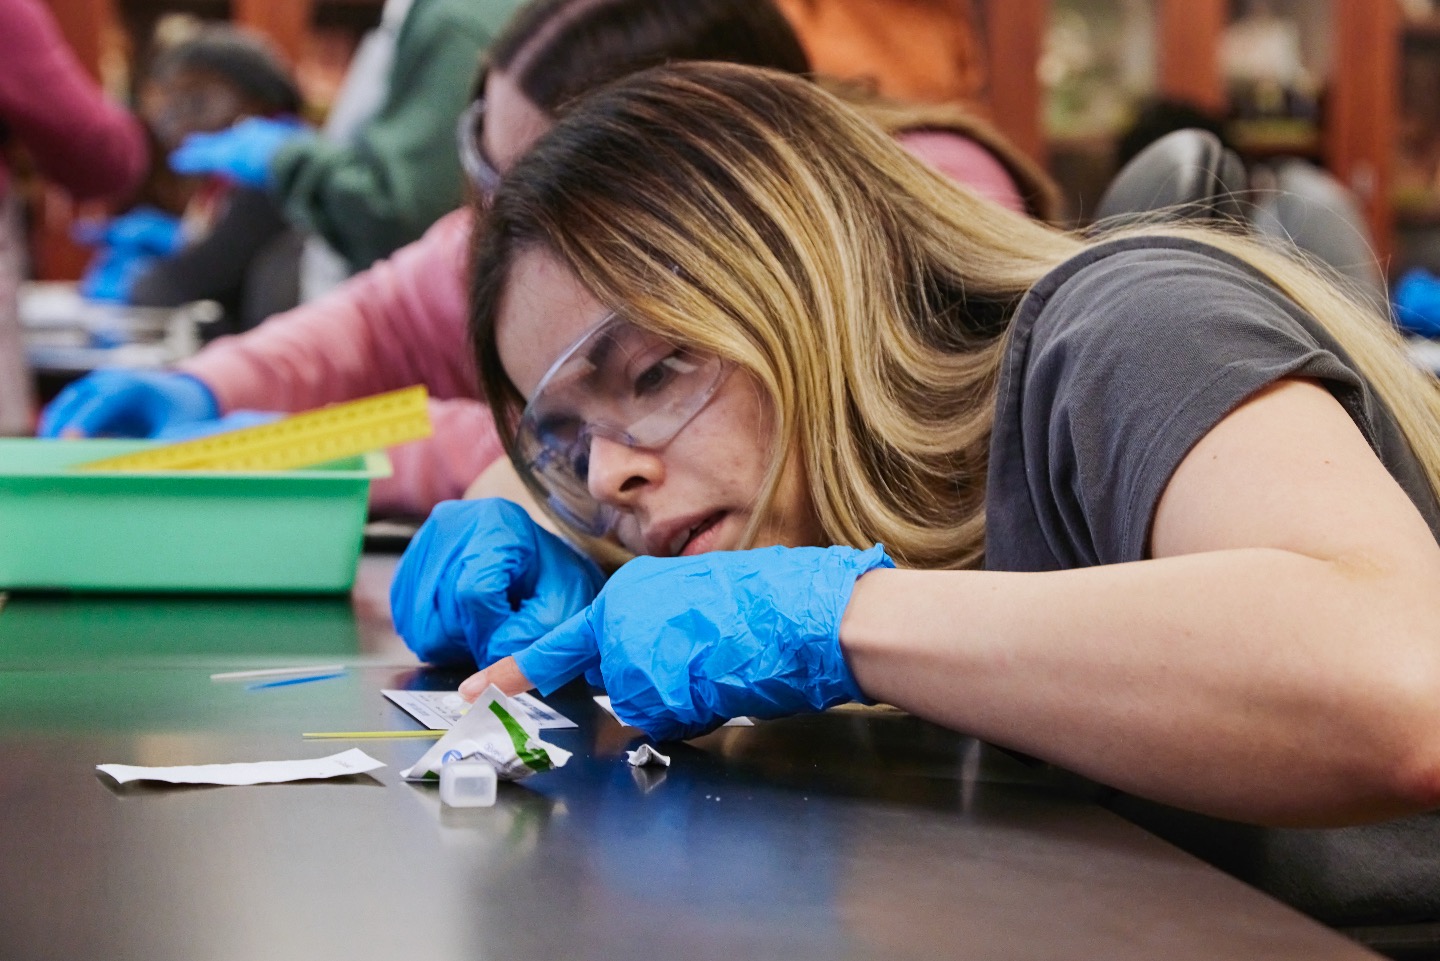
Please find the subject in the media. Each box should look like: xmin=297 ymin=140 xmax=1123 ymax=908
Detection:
xmin=0 ymin=557 xmax=1382 ymax=961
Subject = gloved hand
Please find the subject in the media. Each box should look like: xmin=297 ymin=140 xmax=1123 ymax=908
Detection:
xmin=78 ymin=247 xmax=156 ymax=303
xmin=38 ymin=370 xmax=219 ymax=438
xmin=1395 ymin=268 xmax=1440 ymax=339
xmin=390 ymin=498 xmax=607 ymax=668
xmin=73 ymin=206 xmax=184 ymax=257
xmin=490 ymin=544 xmax=894 ymax=741
xmin=169 ymin=116 xmax=308 ymax=189
xmin=155 ymin=409 xmax=283 ymax=441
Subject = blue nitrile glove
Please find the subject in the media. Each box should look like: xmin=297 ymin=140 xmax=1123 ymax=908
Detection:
xmin=78 ymin=247 xmax=155 ymax=303
xmin=512 ymin=544 xmax=895 ymax=741
xmin=1395 ymin=268 xmax=1440 ymax=339
xmin=390 ymin=498 xmax=607 ymax=668
xmin=169 ymin=116 xmax=308 ymax=189
xmin=38 ymin=370 xmax=219 ymax=438
xmin=155 ymin=409 xmax=283 ymax=440
xmin=73 ymin=206 xmax=184 ymax=256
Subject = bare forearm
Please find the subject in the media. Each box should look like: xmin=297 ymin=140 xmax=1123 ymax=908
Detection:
xmin=840 ymin=550 xmax=1440 ymax=826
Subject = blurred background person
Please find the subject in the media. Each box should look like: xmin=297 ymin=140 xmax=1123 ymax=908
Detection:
xmin=77 ymin=24 xmax=306 ymax=333
xmin=40 ymin=0 xmax=1058 ymax=523
xmin=0 ymin=0 xmax=148 ymax=436
xmin=167 ymin=0 xmax=523 ymax=287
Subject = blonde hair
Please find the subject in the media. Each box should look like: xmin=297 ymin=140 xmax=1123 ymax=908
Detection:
xmin=472 ymin=62 xmax=1440 ymax=570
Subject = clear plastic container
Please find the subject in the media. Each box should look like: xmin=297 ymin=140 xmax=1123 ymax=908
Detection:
xmin=439 ymin=759 xmax=497 ymax=808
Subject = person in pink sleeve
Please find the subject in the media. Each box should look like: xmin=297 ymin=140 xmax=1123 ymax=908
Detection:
xmin=180 ymin=206 xmax=486 ymax=516
xmin=39 ymin=0 xmax=1054 ymax=515
xmin=1 ymin=0 xmax=150 ymax=436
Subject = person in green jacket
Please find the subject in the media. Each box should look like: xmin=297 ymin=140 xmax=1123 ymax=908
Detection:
xmin=170 ymin=0 xmax=523 ymax=273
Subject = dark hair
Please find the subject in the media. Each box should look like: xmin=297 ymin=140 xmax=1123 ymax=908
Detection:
xmin=150 ymin=25 xmax=302 ymax=115
xmin=477 ymin=0 xmax=811 ymax=108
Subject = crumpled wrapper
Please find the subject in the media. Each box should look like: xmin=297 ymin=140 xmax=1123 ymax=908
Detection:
xmin=402 ymin=685 xmax=571 ymax=782
xmin=625 ymin=743 xmax=672 ymax=768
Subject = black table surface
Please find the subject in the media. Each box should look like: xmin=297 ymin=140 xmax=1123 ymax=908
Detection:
xmin=0 ymin=558 xmax=1381 ymax=961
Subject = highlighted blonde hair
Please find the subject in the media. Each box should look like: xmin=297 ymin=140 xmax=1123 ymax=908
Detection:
xmin=472 ymin=63 xmax=1440 ymax=570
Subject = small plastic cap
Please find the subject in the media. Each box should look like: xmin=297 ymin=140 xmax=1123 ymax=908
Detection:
xmin=439 ymin=759 xmax=497 ymax=808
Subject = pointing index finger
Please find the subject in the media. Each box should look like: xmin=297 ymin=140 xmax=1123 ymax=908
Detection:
xmin=511 ymin=608 xmax=600 ymax=696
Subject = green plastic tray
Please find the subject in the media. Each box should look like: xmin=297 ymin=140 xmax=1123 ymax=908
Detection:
xmin=0 ymin=439 xmax=391 ymax=593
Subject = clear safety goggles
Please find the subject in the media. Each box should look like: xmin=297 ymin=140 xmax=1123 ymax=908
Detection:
xmin=456 ymin=99 xmax=502 ymax=196
xmin=515 ymin=314 xmax=732 ymax=536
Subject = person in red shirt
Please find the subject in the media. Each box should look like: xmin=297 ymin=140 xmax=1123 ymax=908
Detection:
xmin=0 ymin=0 xmax=149 ymax=435
xmin=0 ymin=0 xmax=148 ymax=204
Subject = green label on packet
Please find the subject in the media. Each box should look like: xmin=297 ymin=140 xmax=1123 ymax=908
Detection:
xmin=400 ymin=686 xmax=572 ymax=782
xmin=489 ymin=701 xmax=555 ymax=773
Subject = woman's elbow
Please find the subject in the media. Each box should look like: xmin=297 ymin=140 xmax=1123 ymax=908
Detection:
xmin=1388 ymin=706 xmax=1440 ymax=813
xmin=1359 ymin=621 xmax=1440 ymax=812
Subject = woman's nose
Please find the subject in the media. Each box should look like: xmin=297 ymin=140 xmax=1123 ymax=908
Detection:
xmin=586 ymin=434 xmax=663 ymax=506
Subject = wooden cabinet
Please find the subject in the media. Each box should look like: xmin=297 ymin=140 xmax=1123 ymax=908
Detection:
xmin=1154 ymin=0 xmax=1226 ymax=112
xmin=980 ymin=0 xmax=1048 ymax=162
xmin=230 ymin=0 xmax=314 ymax=64
xmin=1394 ymin=10 xmax=1440 ymax=272
xmin=1327 ymin=0 xmax=1400 ymax=266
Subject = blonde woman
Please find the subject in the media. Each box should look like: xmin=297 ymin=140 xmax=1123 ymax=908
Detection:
xmin=451 ymin=58 xmax=1440 ymax=816
xmin=392 ymin=61 xmax=1440 ymax=915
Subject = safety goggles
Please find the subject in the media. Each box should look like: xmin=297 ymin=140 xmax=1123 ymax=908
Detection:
xmin=515 ymin=314 xmax=732 ymax=536
xmin=148 ymin=84 xmax=246 ymax=151
xmin=456 ymin=99 xmax=502 ymax=196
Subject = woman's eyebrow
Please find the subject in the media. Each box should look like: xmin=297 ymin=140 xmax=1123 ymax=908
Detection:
xmin=584 ymin=334 xmax=616 ymax=371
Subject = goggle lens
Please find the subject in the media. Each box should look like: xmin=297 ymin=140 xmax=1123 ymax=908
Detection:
xmin=516 ymin=315 xmax=729 ymax=535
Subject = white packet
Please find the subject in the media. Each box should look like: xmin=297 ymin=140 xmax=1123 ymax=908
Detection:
xmin=401 ymin=685 xmax=572 ymax=782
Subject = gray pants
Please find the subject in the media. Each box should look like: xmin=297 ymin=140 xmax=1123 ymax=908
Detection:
xmin=0 ymin=191 xmax=35 ymax=435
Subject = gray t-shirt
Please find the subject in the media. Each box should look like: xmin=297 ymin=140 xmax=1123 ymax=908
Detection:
xmin=987 ymin=234 xmax=1440 ymax=569
xmin=984 ymin=235 xmax=1440 ymax=927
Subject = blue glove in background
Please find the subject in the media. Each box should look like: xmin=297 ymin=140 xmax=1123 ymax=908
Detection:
xmin=78 ymin=247 xmax=156 ymax=303
xmin=169 ymin=116 xmax=307 ymax=189
xmin=513 ymin=544 xmax=895 ymax=741
xmin=390 ymin=499 xmax=607 ymax=668
xmin=155 ymin=410 xmax=283 ymax=440
xmin=38 ymin=370 xmax=219 ymax=438
xmin=1395 ymin=268 xmax=1440 ymax=339
xmin=73 ymin=206 xmax=184 ymax=257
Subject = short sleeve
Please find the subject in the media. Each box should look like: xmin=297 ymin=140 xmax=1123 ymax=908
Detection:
xmin=986 ymin=239 xmax=1366 ymax=570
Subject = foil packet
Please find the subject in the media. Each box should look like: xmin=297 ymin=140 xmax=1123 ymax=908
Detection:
xmin=401 ymin=685 xmax=572 ymax=782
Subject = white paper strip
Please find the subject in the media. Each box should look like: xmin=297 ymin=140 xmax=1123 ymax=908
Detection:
xmin=383 ymin=689 xmax=576 ymax=730
xmin=97 ymin=748 xmax=385 ymax=786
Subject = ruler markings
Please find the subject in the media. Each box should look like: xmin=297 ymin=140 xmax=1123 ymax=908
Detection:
xmin=75 ymin=386 xmax=432 ymax=472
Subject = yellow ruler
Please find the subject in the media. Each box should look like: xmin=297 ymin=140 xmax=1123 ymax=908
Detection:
xmin=75 ymin=386 xmax=433 ymax=472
